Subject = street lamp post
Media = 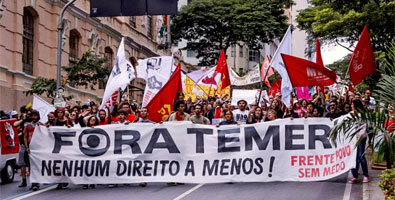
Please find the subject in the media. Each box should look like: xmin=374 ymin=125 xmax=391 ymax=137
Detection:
xmin=56 ymin=0 xmax=76 ymax=90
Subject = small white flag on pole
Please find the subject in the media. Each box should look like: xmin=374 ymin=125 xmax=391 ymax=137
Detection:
xmin=270 ymin=26 xmax=293 ymax=107
xmin=100 ymin=37 xmax=135 ymax=110
xmin=32 ymin=95 xmax=55 ymax=123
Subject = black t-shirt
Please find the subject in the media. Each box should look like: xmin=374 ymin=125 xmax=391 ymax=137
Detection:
xmin=54 ymin=119 xmax=69 ymax=126
xmin=219 ymin=120 xmax=237 ymax=125
xmin=325 ymin=111 xmax=342 ymax=119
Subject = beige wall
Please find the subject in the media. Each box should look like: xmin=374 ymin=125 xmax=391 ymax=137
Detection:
xmin=0 ymin=0 xmax=170 ymax=111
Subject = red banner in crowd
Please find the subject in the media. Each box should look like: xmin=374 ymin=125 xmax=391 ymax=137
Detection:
xmin=261 ymin=56 xmax=274 ymax=87
xmin=146 ymin=65 xmax=182 ymax=122
xmin=268 ymin=78 xmax=282 ymax=97
xmin=348 ymin=25 xmax=376 ymax=86
xmin=281 ymin=54 xmax=337 ymax=87
xmin=215 ymin=49 xmax=231 ymax=90
xmin=0 ymin=119 xmax=19 ymax=155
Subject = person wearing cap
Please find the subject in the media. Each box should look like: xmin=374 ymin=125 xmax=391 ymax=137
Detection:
xmin=364 ymin=89 xmax=375 ymax=111
xmin=23 ymin=110 xmax=43 ymax=191
xmin=233 ymin=99 xmax=249 ymax=124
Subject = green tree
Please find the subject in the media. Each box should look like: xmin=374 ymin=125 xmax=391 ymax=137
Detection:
xmin=328 ymin=43 xmax=395 ymax=169
xmin=171 ymin=0 xmax=292 ymax=66
xmin=24 ymin=77 xmax=73 ymax=101
xmin=62 ymin=51 xmax=110 ymax=90
xmin=25 ymin=51 xmax=110 ymax=100
xmin=296 ymin=0 xmax=395 ymax=52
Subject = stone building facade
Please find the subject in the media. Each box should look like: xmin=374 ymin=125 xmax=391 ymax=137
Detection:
xmin=0 ymin=0 xmax=170 ymax=111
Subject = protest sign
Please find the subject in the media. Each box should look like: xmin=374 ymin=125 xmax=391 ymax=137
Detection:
xmin=29 ymin=117 xmax=356 ymax=184
xmin=229 ymin=64 xmax=261 ymax=86
xmin=231 ymin=89 xmax=259 ymax=105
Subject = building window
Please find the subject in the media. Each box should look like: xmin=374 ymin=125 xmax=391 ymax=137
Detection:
xmin=129 ymin=16 xmax=136 ymax=28
xmin=187 ymin=50 xmax=198 ymax=57
xmin=249 ymin=49 xmax=260 ymax=62
xmin=147 ymin=15 xmax=153 ymax=39
xmin=104 ymin=47 xmax=113 ymax=67
xmin=231 ymin=45 xmax=235 ymax=57
xmin=100 ymin=47 xmax=114 ymax=89
xmin=23 ymin=8 xmax=34 ymax=75
xmin=239 ymin=45 xmax=243 ymax=57
xmin=69 ymin=30 xmax=80 ymax=61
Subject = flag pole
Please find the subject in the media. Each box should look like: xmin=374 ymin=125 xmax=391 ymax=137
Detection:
xmin=257 ymin=63 xmax=272 ymax=106
xmin=185 ymin=74 xmax=210 ymax=97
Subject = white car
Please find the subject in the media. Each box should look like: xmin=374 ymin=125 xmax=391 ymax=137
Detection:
xmin=0 ymin=120 xmax=19 ymax=183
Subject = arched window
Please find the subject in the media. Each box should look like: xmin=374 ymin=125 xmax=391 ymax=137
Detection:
xmin=22 ymin=8 xmax=35 ymax=75
xmin=69 ymin=29 xmax=80 ymax=62
xmin=104 ymin=47 xmax=113 ymax=67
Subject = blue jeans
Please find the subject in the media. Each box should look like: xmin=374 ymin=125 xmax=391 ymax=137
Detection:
xmin=351 ymin=138 xmax=369 ymax=178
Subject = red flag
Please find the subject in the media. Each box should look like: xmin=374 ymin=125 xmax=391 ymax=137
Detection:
xmin=261 ymin=56 xmax=274 ymax=87
xmin=281 ymin=54 xmax=337 ymax=87
xmin=349 ymin=25 xmax=376 ymax=86
xmin=215 ymin=49 xmax=230 ymax=90
xmin=268 ymin=78 xmax=282 ymax=97
xmin=315 ymin=38 xmax=325 ymax=93
xmin=316 ymin=38 xmax=324 ymax=66
xmin=146 ymin=65 xmax=182 ymax=122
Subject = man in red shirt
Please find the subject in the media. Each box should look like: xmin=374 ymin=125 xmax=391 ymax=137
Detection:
xmin=97 ymin=108 xmax=112 ymax=125
xmin=113 ymin=102 xmax=136 ymax=123
xmin=23 ymin=110 xmax=43 ymax=191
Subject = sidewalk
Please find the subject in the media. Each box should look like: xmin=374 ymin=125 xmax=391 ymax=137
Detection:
xmin=364 ymin=149 xmax=385 ymax=200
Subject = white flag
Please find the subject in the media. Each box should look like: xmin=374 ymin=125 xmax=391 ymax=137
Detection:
xmin=195 ymin=66 xmax=221 ymax=89
xmin=32 ymin=95 xmax=55 ymax=123
xmin=135 ymin=56 xmax=174 ymax=107
xmin=100 ymin=38 xmax=135 ymax=109
xmin=270 ymin=26 xmax=293 ymax=107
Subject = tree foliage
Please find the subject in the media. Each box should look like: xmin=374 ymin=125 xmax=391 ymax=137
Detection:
xmin=25 ymin=50 xmax=110 ymax=100
xmin=62 ymin=51 xmax=110 ymax=90
xmin=171 ymin=0 xmax=292 ymax=66
xmin=296 ymin=0 xmax=395 ymax=52
xmin=328 ymin=43 xmax=395 ymax=168
xmin=24 ymin=77 xmax=73 ymax=101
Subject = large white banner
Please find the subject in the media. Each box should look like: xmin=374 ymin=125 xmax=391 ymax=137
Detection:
xmin=230 ymin=64 xmax=261 ymax=86
xmin=29 ymin=117 xmax=356 ymax=184
xmin=136 ymin=56 xmax=174 ymax=107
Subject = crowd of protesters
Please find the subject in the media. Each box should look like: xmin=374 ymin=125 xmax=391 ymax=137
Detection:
xmin=1 ymin=86 xmax=394 ymax=190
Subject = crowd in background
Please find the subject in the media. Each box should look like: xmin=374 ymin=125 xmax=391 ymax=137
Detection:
xmin=1 ymin=86 xmax=394 ymax=190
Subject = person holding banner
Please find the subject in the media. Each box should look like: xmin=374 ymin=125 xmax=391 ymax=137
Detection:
xmin=23 ymin=110 xmax=43 ymax=191
xmin=137 ymin=107 xmax=153 ymax=123
xmin=168 ymin=100 xmax=190 ymax=121
xmin=265 ymin=109 xmax=277 ymax=122
xmin=113 ymin=110 xmax=130 ymax=125
xmin=45 ymin=112 xmax=56 ymax=126
xmin=52 ymin=107 xmax=71 ymax=128
xmin=98 ymin=108 xmax=112 ymax=125
xmin=217 ymin=110 xmax=238 ymax=126
xmin=113 ymin=102 xmax=137 ymax=123
xmin=350 ymin=99 xmax=370 ymax=183
xmin=190 ymin=104 xmax=210 ymax=125
xmin=247 ymin=107 xmax=264 ymax=124
xmin=233 ymin=100 xmax=249 ymax=124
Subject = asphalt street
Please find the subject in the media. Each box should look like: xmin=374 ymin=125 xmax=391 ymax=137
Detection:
xmin=0 ymin=172 xmax=365 ymax=200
